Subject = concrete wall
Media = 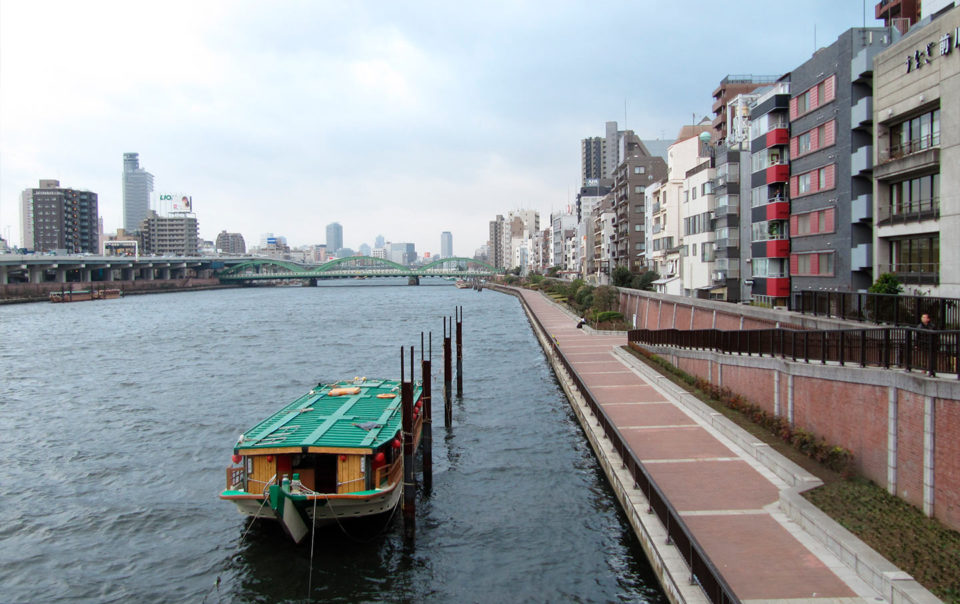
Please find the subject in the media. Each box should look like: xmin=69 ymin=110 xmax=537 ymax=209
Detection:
xmin=639 ymin=345 xmax=960 ymax=531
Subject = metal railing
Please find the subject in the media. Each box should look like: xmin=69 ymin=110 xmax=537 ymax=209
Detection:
xmin=628 ymin=327 xmax=959 ymax=379
xmin=881 ymin=133 xmax=940 ymax=162
xmin=507 ymin=286 xmax=740 ymax=604
xmin=877 ymin=197 xmax=939 ymax=225
xmin=793 ymin=290 xmax=958 ymax=329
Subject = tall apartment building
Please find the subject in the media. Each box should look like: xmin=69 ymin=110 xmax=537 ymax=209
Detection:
xmin=711 ymin=75 xmax=780 ymax=145
xmin=216 ymin=231 xmax=246 ymax=255
xmin=873 ymin=3 xmax=959 ymax=297
xmin=440 ymin=231 xmax=453 ymax=258
xmin=581 ymin=137 xmax=605 ymax=184
xmin=19 ymin=189 xmax=35 ymax=250
xmin=613 ymin=147 xmax=667 ymax=272
xmin=749 ymin=82 xmax=792 ymax=306
xmin=488 ymin=214 xmax=505 ymax=269
xmin=680 ymin=134 xmax=717 ymax=297
xmin=876 ymin=0 xmax=921 ymax=32
xmin=326 ymin=222 xmax=343 ymax=253
xmin=576 ymin=181 xmax=611 ymax=277
xmin=139 ymin=210 xmax=199 ymax=256
xmin=788 ymin=27 xmax=894 ymax=303
xmin=28 ymin=179 xmax=99 ymax=254
xmin=122 ymin=153 xmax=154 ymax=233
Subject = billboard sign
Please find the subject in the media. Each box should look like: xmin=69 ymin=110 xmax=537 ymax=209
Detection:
xmin=159 ymin=193 xmax=193 ymax=213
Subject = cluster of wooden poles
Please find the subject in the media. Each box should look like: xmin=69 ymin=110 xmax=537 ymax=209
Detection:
xmin=397 ymin=305 xmax=463 ymax=541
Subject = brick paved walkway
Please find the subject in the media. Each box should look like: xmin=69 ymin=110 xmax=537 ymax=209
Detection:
xmin=518 ymin=289 xmax=878 ymax=602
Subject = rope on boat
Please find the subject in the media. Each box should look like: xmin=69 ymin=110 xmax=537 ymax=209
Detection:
xmin=307 ymin=495 xmax=318 ymax=600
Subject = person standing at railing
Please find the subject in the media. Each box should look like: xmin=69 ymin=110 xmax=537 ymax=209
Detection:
xmin=917 ymin=313 xmax=936 ymax=330
xmin=915 ymin=313 xmax=938 ymax=372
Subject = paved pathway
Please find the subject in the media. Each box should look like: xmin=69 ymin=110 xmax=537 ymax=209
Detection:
xmin=518 ymin=289 xmax=879 ymax=602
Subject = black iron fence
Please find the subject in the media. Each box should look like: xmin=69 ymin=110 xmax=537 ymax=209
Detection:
xmin=628 ymin=327 xmax=960 ymax=379
xmin=792 ymin=290 xmax=960 ymax=329
xmin=505 ymin=286 xmax=740 ymax=604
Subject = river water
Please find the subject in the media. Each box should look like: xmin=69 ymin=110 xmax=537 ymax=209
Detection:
xmin=0 ymin=282 xmax=666 ymax=603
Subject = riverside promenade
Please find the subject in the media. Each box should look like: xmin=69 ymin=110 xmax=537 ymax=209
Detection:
xmin=510 ymin=287 xmax=936 ymax=604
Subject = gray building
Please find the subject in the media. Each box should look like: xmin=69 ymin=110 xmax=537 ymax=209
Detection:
xmin=873 ymin=3 xmax=959 ymax=297
xmin=440 ymin=231 xmax=453 ymax=258
xmin=788 ymin=27 xmax=894 ymax=298
xmin=581 ymin=136 xmax=604 ymax=184
xmin=215 ymin=231 xmax=246 ymax=255
xmin=122 ymin=152 xmax=154 ymax=233
xmin=140 ymin=210 xmax=199 ymax=256
xmin=326 ymin=222 xmax=343 ymax=254
xmin=28 ymin=179 xmax=99 ymax=254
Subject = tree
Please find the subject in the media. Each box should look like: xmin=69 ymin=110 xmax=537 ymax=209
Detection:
xmin=631 ymin=271 xmax=660 ymax=291
xmin=869 ymin=273 xmax=903 ymax=295
xmin=593 ymin=285 xmax=619 ymax=312
xmin=611 ymin=266 xmax=633 ymax=287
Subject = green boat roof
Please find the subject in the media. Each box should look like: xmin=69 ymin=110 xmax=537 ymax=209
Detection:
xmin=236 ymin=379 xmax=421 ymax=452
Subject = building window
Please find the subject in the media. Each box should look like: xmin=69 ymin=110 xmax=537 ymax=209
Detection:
xmin=887 ymin=173 xmax=940 ymax=219
xmin=792 ymin=252 xmax=835 ymax=276
xmin=891 ymin=235 xmax=939 ymax=275
xmin=702 ymin=181 xmax=712 ymax=195
xmin=818 ymin=167 xmax=827 ymax=189
xmin=796 ymin=90 xmax=810 ymax=114
xmin=691 ymin=188 xmax=698 ymax=200
xmin=890 ymin=108 xmax=940 ymax=158
xmin=798 ymin=173 xmax=811 ymax=194
xmin=798 ymin=132 xmax=811 ymax=154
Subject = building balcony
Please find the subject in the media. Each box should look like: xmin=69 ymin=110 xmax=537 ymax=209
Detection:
xmin=876 ymin=197 xmax=939 ymax=225
xmin=715 ymin=202 xmax=739 ymax=219
xmin=765 ymin=127 xmax=789 ymax=147
xmin=765 ymin=200 xmax=790 ymax=221
xmin=851 ymin=44 xmax=882 ymax=84
xmin=851 ymin=145 xmax=874 ymax=175
xmin=651 ymin=223 xmax=662 ymax=234
xmin=715 ymin=236 xmax=740 ymax=250
xmin=851 ymin=96 xmax=873 ymax=129
xmin=765 ymin=164 xmax=789 ymax=184
xmin=851 ymin=243 xmax=873 ymax=271
xmin=877 ymin=262 xmax=939 ymax=285
xmin=876 ymin=134 xmax=939 ymax=178
xmin=851 ymin=193 xmax=873 ymax=223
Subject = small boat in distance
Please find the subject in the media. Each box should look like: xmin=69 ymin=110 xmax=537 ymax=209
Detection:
xmin=455 ymin=279 xmax=470 ymax=289
xmin=49 ymin=288 xmax=122 ymax=302
xmin=220 ymin=378 xmax=423 ymax=543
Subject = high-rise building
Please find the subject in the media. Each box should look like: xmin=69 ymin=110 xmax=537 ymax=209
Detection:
xmin=873 ymin=4 xmax=959 ymax=297
xmin=19 ymin=188 xmax=35 ymax=250
xmin=122 ymin=153 xmax=154 ymax=233
xmin=216 ymin=231 xmax=246 ymax=255
xmin=581 ymin=136 xmax=605 ymax=184
xmin=748 ymin=82 xmax=792 ymax=307
xmin=374 ymin=234 xmax=385 ymax=248
xmin=440 ymin=231 xmax=453 ymax=258
xmin=788 ymin=27 xmax=893 ymax=303
xmin=326 ymin=222 xmax=343 ymax=253
xmin=28 ymin=179 xmax=99 ymax=254
xmin=140 ymin=210 xmax=199 ymax=256
xmin=711 ymin=75 xmax=780 ymax=146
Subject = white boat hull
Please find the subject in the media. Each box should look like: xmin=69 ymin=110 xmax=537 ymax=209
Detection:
xmin=227 ymin=483 xmax=402 ymax=527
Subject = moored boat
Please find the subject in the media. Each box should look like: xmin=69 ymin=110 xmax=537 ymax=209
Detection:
xmin=455 ymin=279 xmax=469 ymax=289
xmin=220 ymin=377 xmax=424 ymax=543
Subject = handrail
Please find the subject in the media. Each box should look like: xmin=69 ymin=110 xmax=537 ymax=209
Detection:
xmin=628 ymin=326 xmax=960 ymax=379
xmin=793 ymin=290 xmax=958 ymax=329
xmin=506 ymin=286 xmax=740 ymax=604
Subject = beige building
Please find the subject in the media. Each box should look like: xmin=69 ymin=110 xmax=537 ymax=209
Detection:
xmin=873 ymin=4 xmax=959 ymax=297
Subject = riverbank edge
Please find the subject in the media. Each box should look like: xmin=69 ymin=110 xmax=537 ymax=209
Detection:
xmin=493 ymin=284 xmax=705 ymax=604
xmin=494 ymin=284 xmax=938 ymax=604
xmin=0 ymin=281 xmax=240 ymax=305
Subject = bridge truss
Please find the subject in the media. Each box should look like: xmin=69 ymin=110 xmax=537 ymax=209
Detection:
xmin=217 ymin=256 xmax=502 ymax=282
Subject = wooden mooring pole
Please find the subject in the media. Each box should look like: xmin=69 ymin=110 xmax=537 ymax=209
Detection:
xmin=421 ymin=332 xmax=432 ymax=493
xmin=443 ymin=317 xmax=452 ymax=427
xmin=401 ymin=346 xmax=416 ymax=540
xmin=455 ymin=306 xmax=463 ymax=397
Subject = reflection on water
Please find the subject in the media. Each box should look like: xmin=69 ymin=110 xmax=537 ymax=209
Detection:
xmin=0 ymin=285 xmax=665 ymax=603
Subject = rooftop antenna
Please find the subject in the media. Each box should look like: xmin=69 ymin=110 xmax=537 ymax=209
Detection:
xmin=624 ymin=99 xmax=628 ymax=131
xmin=814 ymin=24 xmax=817 ymax=52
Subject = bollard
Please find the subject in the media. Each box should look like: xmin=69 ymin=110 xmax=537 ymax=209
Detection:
xmin=421 ymin=332 xmax=432 ymax=493
xmin=401 ymin=347 xmax=416 ymax=541
xmin=444 ymin=317 xmax=452 ymax=427
xmin=456 ymin=306 xmax=463 ymax=397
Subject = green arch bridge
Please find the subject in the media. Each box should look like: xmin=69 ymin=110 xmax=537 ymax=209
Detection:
xmin=217 ymin=256 xmax=503 ymax=283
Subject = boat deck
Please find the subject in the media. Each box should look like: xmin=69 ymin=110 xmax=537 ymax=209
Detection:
xmin=237 ymin=379 xmax=420 ymax=453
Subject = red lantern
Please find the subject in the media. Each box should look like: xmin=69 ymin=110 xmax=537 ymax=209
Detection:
xmin=374 ymin=452 xmax=385 ymax=466
xmin=266 ymin=455 xmax=274 ymax=463
xmin=231 ymin=454 xmax=242 ymax=464
xmin=339 ymin=455 xmax=347 ymax=462
xmin=393 ymin=438 xmax=402 ymax=449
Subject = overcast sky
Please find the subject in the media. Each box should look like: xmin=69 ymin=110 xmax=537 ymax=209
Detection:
xmin=0 ymin=1 xmax=881 ymax=256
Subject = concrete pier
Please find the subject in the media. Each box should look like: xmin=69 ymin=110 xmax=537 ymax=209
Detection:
xmin=508 ymin=286 xmax=936 ymax=604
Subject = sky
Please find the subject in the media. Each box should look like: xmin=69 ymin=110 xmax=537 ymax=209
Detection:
xmin=0 ymin=1 xmax=883 ymax=257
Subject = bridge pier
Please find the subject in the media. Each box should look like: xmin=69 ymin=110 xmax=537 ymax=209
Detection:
xmin=407 ymin=276 xmax=420 ymax=286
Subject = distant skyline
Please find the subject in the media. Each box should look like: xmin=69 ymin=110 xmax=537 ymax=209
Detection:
xmin=0 ymin=1 xmax=884 ymax=255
